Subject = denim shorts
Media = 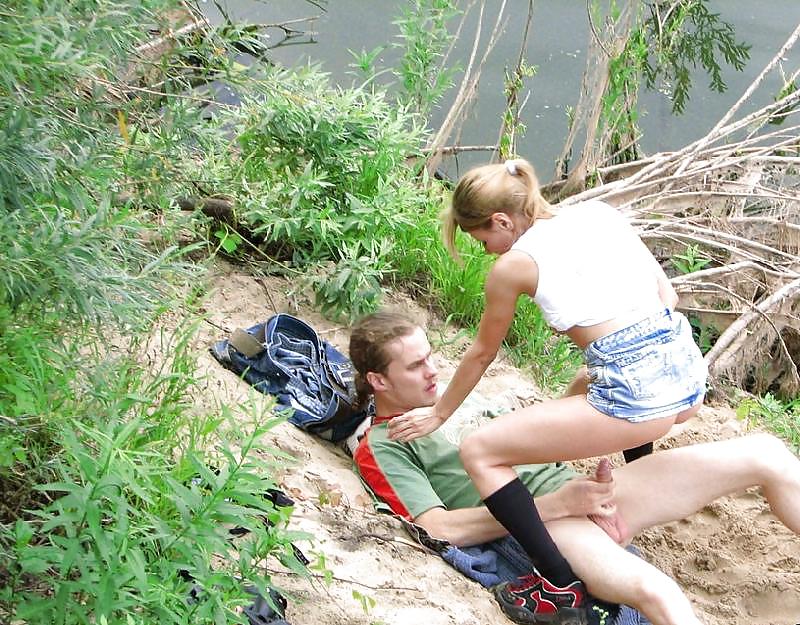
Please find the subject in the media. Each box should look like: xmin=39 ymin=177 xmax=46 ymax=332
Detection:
xmin=585 ymin=309 xmax=707 ymax=423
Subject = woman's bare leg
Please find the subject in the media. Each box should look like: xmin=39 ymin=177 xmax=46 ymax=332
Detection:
xmin=459 ymin=394 xmax=676 ymax=497
xmin=562 ymin=366 xmax=659 ymax=464
xmin=465 ymin=395 xmax=674 ymax=590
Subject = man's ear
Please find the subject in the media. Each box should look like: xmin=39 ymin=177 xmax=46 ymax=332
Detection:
xmin=366 ymin=371 xmax=390 ymax=392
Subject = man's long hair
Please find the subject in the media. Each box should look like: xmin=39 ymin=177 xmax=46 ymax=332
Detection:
xmin=349 ymin=312 xmax=418 ymax=409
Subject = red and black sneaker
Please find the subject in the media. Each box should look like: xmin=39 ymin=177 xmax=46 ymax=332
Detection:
xmin=492 ymin=573 xmax=589 ymax=625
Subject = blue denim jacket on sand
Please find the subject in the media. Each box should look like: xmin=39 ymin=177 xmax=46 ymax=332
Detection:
xmin=211 ymin=314 xmax=369 ymax=442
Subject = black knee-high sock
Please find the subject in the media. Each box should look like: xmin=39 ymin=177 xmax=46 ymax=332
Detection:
xmin=483 ymin=477 xmax=578 ymax=587
xmin=623 ymin=441 xmax=653 ymax=463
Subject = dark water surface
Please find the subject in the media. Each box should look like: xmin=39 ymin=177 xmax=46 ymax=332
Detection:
xmin=203 ymin=1 xmax=800 ymax=179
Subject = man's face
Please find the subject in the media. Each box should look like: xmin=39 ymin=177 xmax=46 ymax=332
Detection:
xmin=372 ymin=326 xmax=439 ymax=412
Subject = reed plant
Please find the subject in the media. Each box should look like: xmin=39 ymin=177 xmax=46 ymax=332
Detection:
xmin=0 ymin=2 xmax=308 ymax=623
xmin=0 ymin=320 xmax=305 ymax=625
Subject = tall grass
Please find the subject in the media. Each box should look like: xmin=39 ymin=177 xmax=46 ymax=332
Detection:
xmin=0 ymin=2 xmax=307 ymax=623
xmin=738 ymin=393 xmax=800 ymax=454
xmin=0 ymin=320 xmax=304 ymax=625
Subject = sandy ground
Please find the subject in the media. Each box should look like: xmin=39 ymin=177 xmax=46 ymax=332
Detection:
xmin=188 ymin=261 xmax=800 ymax=625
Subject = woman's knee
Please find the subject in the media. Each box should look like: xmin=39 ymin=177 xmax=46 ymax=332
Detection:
xmin=459 ymin=430 xmax=491 ymax=473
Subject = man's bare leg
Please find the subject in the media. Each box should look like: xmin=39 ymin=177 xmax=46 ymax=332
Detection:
xmin=613 ymin=433 xmax=800 ymax=537
xmin=547 ymin=517 xmax=703 ymax=625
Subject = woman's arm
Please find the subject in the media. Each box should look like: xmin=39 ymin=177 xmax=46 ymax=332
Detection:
xmin=388 ymin=252 xmax=537 ymax=442
xmin=433 ymin=259 xmax=521 ymax=419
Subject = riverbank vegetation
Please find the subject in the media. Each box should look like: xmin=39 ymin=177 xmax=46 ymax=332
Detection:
xmin=1 ymin=1 xmax=798 ymax=623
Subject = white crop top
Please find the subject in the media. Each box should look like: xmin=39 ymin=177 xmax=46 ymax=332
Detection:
xmin=510 ymin=200 xmax=664 ymax=332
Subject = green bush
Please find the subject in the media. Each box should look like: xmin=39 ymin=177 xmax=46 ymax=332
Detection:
xmin=0 ymin=321 xmax=305 ymax=625
xmin=0 ymin=3 xmax=306 ymax=623
xmin=227 ymin=66 xmax=428 ymax=320
xmin=738 ymin=393 xmax=800 ymax=454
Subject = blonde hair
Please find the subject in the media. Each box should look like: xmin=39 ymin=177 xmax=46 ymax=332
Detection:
xmin=442 ymin=159 xmax=551 ymax=259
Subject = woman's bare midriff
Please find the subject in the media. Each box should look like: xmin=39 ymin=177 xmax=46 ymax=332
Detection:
xmin=566 ymin=317 xmax=641 ymax=351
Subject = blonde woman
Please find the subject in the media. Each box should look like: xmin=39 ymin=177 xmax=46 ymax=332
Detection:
xmin=388 ymin=159 xmax=707 ymax=623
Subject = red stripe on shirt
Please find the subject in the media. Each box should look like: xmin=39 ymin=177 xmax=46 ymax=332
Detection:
xmin=354 ymin=434 xmax=412 ymax=519
xmin=371 ymin=412 xmax=402 ymax=426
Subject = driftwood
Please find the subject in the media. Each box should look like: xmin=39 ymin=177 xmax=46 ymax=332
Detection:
xmin=553 ymin=1 xmax=638 ymax=193
xmin=704 ymin=278 xmax=800 ymax=396
xmin=558 ymin=23 xmax=800 ymax=398
xmin=425 ymin=0 xmax=508 ymax=176
xmin=115 ymin=6 xmax=798 ymax=400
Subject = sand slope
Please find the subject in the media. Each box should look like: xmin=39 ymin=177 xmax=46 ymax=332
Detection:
xmin=192 ymin=262 xmax=800 ymax=625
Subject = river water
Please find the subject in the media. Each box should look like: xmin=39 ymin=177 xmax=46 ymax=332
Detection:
xmin=203 ymin=0 xmax=800 ymax=179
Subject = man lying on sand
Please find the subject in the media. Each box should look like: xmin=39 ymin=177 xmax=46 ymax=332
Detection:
xmin=349 ymin=311 xmax=800 ymax=625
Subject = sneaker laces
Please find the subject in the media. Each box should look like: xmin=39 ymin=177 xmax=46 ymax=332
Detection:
xmin=506 ymin=573 xmax=542 ymax=593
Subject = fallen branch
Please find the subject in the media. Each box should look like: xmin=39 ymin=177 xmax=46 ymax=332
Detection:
xmin=426 ymin=0 xmax=508 ymax=175
xmin=435 ymin=144 xmax=499 ymax=155
xmin=634 ymin=220 xmax=800 ymax=265
xmin=671 ymin=261 xmax=792 ymax=284
xmin=705 ymin=278 xmax=800 ymax=392
xmin=176 ymin=196 xmax=235 ymax=222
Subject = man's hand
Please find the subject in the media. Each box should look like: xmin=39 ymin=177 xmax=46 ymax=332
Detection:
xmin=557 ymin=473 xmax=616 ymax=518
xmin=387 ymin=406 xmax=446 ymax=442
xmin=554 ymin=458 xmax=628 ymax=544
xmin=589 ymin=458 xmax=628 ymax=545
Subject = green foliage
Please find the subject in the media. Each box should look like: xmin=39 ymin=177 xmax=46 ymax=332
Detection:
xmin=687 ymin=314 xmax=719 ymax=354
xmin=393 ymin=0 xmax=460 ymax=119
xmin=309 ymin=551 xmax=334 ymax=586
xmin=769 ymin=79 xmax=799 ymax=126
xmin=638 ymin=0 xmax=751 ymax=115
xmin=353 ymin=589 xmax=377 ymax=614
xmin=0 ymin=0 xmax=205 ymax=325
xmin=0 ymin=3 xmax=306 ymax=623
xmin=737 ymin=393 xmax=800 ymax=453
xmin=0 ymin=320 xmax=306 ymax=625
xmin=500 ymin=60 xmax=537 ymax=160
xmin=597 ymin=0 xmax=750 ymax=165
xmin=670 ymin=244 xmax=711 ymax=274
xmin=0 ymin=203 xmax=192 ymax=326
xmin=603 ymin=28 xmax=647 ymax=163
xmin=227 ymin=65 xmax=427 ymax=320
xmin=307 ymin=246 xmax=386 ymax=322
xmin=0 ymin=431 xmax=26 ymax=469
xmin=214 ymin=226 xmax=243 ymax=255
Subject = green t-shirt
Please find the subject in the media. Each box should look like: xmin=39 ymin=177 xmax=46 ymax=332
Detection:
xmin=354 ymin=405 xmax=576 ymax=520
